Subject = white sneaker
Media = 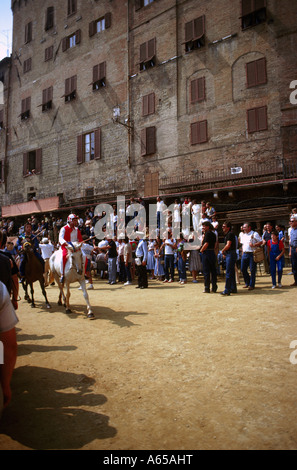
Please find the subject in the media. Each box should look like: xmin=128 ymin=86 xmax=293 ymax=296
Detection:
xmin=87 ymin=284 xmax=94 ymax=289
xmin=272 ymin=285 xmax=276 ymax=289
xmin=168 ymin=279 xmax=173 ymax=283
xmin=278 ymin=283 xmax=282 ymax=288
xmin=78 ymin=286 xmax=82 ymax=290
xmin=124 ymin=281 xmax=132 ymax=285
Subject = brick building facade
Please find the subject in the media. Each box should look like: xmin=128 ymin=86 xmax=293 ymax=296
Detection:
xmin=0 ymin=0 xmax=296 ymax=228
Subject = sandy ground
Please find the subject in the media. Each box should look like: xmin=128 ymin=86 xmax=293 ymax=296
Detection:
xmin=0 ymin=267 xmax=297 ymax=451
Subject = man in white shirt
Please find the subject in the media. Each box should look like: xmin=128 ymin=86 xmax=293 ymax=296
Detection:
xmin=161 ymin=231 xmax=177 ymax=283
xmin=238 ymin=222 xmax=262 ymax=290
xmin=39 ymin=237 xmax=55 ymax=286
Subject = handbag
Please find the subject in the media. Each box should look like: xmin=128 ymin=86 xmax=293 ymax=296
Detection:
xmin=253 ymin=246 xmax=264 ymax=263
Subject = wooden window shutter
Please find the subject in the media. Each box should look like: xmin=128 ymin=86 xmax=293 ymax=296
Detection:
xmin=65 ymin=78 xmax=71 ymax=96
xmin=45 ymin=6 xmax=54 ymax=30
xmin=147 ymin=38 xmax=156 ymax=61
xmin=256 ymin=57 xmax=267 ymax=84
xmin=257 ymin=106 xmax=267 ymax=131
xmin=42 ymin=89 xmax=47 ymax=105
xmin=247 ymin=108 xmax=257 ymax=133
xmin=75 ymin=29 xmax=81 ymax=45
xmin=43 ymin=86 xmax=53 ymax=104
xmin=185 ymin=20 xmax=193 ymax=42
xmin=94 ymin=128 xmax=101 ymax=159
xmin=35 ymin=148 xmax=42 ymax=174
xmin=143 ymin=95 xmax=149 ymax=116
xmin=146 ymin=126 xmax=156 ymax=155
xmin=254 ymin=0 xmax=266 ymax=11
xmin=140 ymin=42 xmax=147 ymax=63
xmin=242 ymin=0 xmax=253 ymax=16
xmin=141 ymin=128 xmax=147 ymax=156
xmin=99 ymin=61 xmax=106 ymax=80
xmin=135 ymin=0 xmax=142 ymax=11
xmin=199 ymin=120 xmax=208 ymax=143
xmin=191 ymin=122 xmax=198 ymax=145
xmin=26 ymin=97 xmax=31 ymax=112
xmin=193 ymin=16 xmax=205 ymax=40
xmin=93 ymin=64 xmax=99 ymax=83
xmin=105 ymin=12 xmax=112 ymax=29
xmin=149 ymin=92 xmax=155 ymax=114
xmin=25 ymin=22 xmax=32 ymax=43
xmin=62 ymin=37 xmax=68 ymax=52
xmin=71 ymin=75 xmax=77 ymax=93
xmin=246 ymin=61 xmax=257 ymax=87
xmin=23 ymin=152 xmax=28 ymax=176
xmin=89 ymin=21 xmax=96 ymax=37
xmin=191 ymin=77 xmax=205 ymax=103
xmin=191 ymin=121 xmax=207 ymax=144
xmin=77 ymin=134 xmax=83 ymax=164
xmin=45 ymin=45 xmax=53 ymax=61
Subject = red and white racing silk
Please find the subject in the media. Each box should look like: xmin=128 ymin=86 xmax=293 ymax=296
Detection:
xmin=59 ymin=224 xmax=83 ymax=247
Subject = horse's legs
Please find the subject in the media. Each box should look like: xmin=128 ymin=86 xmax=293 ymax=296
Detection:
xmin=39 ymin=279 xmax=51 ymax=309
xmin=30 ymin=283 xmax=35 ymax=308
xmin=65 ymin=283 xmax=71 ymax=313
xmin=79 ymin=280 xmax=94 ymax=319
xmin=21 ymin=279 xmax=30 ymax=303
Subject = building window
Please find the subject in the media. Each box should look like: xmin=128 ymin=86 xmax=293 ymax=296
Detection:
xmin=241 ymin=0 xmax=266 ymax=30
xmin=89 ymin=13 xmax=111 ymax=37
xmin=247 ymin=106 xmax=267 ymax=133
xmin=139 ymin=38 xmax=156 ymax=71
xmin=45 ymin=6 xmax=54 ymax=31
xmin=25 ymin=21 xmax=32 ymax=44
xmin=64 ymin=76 xmax=77 ymax=102
xmin=190 ymin=77 xmax=206 ymax=104
xmin=85 ymin=187 xmax=94 ymax=198
xmin=91 ymin=62 xmax=106 ymax=90
xmin=77 ymin=129 xmax=101 ymax=163
xmin=142 ymin=92 xmax=155 ymax=116
xmin=45 ymin=45 xmax=53 ymax=62
xmin=184 ymin=16 xmax=205 ymax=52
xmin=62 ymin=30 xmax=81 ymax=51
xmin=135 ymin=0 xmax=154 ymax=10
xmin=40 ymin=86 xmax=53 ymax=112
xmin=246 ymin=57 xmax=267 ymax=88
xmin=20 ymin=97 xmax=31 ymax=120
xmin=23 ymin=149 xmax=42 ymax=176
xmin=67 ymin=0 xmax=77 ymax=16
xmin=191 ymin=120 xmax=208 ymax=145
xmin=23 ymin=57 xmax=32 ymax=74
xmin=141 ymin=126 xmax=156 ymax=156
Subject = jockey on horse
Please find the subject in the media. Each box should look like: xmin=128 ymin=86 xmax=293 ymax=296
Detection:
xmin=16 ymin=222 xmax=45 ymax=279
xmin=58 ymin=214 xmax=83 ymax=284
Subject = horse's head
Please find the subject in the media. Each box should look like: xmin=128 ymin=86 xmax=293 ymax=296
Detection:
xmin=67 ymin=242 xmax=83 ymax=275
xmin=22 ymin=241 xmax=33 ymax=254
xmin=66 ymin=241 xmax=82 ymax=253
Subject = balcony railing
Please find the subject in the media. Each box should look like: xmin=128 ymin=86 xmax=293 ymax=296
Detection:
xmin=159 ymin=160 xmax=297 ymax=192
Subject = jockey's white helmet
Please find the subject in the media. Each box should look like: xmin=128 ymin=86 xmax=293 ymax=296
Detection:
xmin=67 ymin=213 xmax=78 ymax=223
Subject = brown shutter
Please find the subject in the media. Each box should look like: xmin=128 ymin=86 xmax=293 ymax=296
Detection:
xmin=193 ymin=16 xmax=205 ymax=40
xmin=94 ymin=128 xmax=101 ymax=159
xmin=89 ymin=21 xmax=96 ymax=37
xmin=62 ymin=37 xmax=68 ymax=52
xmin=23 ymin=152 xmax=28 ymax=176
xmin=140 ymin=42 xmax=147 ymax=63
xmin=257 ymin=106 xmax=267 ymax=131
xmin=143 ymin=95 xmax=149 ymax=116
xmin=48 ymin=86 xmax=53 ymax=102
xmin=247 ymin=108 xmax=257 ymax=133
xmin=65 ymin=78 xmax=71 ymax=96
xmin=191 ymin=122 xmax=199 ymax=145
xmin=93 ymin=64 xmax=99 ymax=83
xmin=99 ymin=61 xmax=106 ymax=80
xmin=254 ymin=0 xmax=266 ymax=11
xmin=242 ymin=0 xmax=253 ymax=16
xmin=45 ymin=6 xmax=54 ymax=30
xmin=148 ymin=92 xmax=155 ymax=114
xmin=105 ymin=12 xmax=111 ymax=29
xmin=246 ymin=61 xmax=256 ymax=87
xmin=191 ymin=78 xmax=205 ymax=103
xmin=135 ymin=0 xmax=142 ymax=11
xmin=25 ymin=22 xmax=32 ymax=43
xmin=71 ymin=75 xmax=77 ymax=93
xmin=199 ymin=120 xmax=208 ymax=143
xmin=26 ymin=97 xmax=31 ymax=112
xmin=185 ymin=20 xmax=194 ymax=42
xmin=146 ymin=126 xmax=156 ymax=154
xmin=141 ymin=128 xmax=147 ymax=156
xmin=77 ymin=134 xmax=83 ymax=164
xmin=147 ymin=38 xmax=156 ymax=61
xmin=42 ymin=89 xmax=47 ymax=105
xmin=256 ymin=57 xmax=267 ymax=85
xmin=35 ymin=148 xmax=42 ymax=174
xmin=21 ymin=98 xmax=26 ymax=115
xmin=75 ymin=29 xmax=81 ymax=44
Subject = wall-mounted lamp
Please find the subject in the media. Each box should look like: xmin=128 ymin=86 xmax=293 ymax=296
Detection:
xmin=112 ymin=105 xmax=133 ymax=131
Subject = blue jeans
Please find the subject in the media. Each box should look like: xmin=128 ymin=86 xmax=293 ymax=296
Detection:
xmin=108 ymin=257 xmax=117 ymax=283
xmin=177 ymin=256 xmax=186 ymax=281
xmin=241 ymin=252 xmax=257 ymax=288
xmin=224 ymin=251 xmax=237 ymax=293
xmin=164 ymin=254 xmax=175 ymax=281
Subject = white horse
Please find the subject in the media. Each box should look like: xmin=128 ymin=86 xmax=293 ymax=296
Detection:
xmin=49 ymin=242 xmax=94 ymax=320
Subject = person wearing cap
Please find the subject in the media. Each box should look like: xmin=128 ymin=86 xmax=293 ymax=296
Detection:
xmin=289 ymin=214 xmax=297 ymax=286
xmin=200 ymin=221 xmax=217 ymax=293
xmin=58 ymin=214 xmax=83 ymax=284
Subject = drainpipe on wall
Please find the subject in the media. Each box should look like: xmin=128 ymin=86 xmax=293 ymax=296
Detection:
xmin=127 ymin=0 xmax=131 ymax=169
xmin=4 ymin=58 xmax=12 ymax=194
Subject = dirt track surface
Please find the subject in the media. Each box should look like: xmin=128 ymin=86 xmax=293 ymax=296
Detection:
xmin=0 ymin=269 xmax=297 ymax=450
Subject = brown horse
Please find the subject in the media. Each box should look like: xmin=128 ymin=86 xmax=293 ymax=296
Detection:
xmin=21 ymin=241 xmax=51 ymax=309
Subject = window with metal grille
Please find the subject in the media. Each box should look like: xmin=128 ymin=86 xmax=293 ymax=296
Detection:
xmin=184 ymin=16 xmax=205 ymax=52
xmin=139 ymin=38 xmax=156 ymax=71
xmin=241 ymin=0 xmax=266 ymax=30
xmin=141 ymin=126 xmax=156 ymax=156
xmin=191 ymin=120 xmax=208 ymax=145
xmin=77 ymin=129 xmax=101 ymax=163
xmin=247 ymin=106 xmax=267 ymax=133
xmin=246 ymin=57 xmax=267 ymax=87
